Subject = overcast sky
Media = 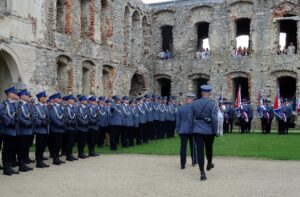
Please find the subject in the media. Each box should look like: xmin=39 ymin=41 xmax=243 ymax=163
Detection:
xmin=141 ymin=0 xmax=173 ymax=4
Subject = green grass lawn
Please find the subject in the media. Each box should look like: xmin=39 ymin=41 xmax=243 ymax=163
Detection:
xmin=93 ymin=131 xmax=300 ymax=160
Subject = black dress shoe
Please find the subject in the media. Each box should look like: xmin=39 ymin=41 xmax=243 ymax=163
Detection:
xmin=78 ymin=153 xmax=89 ymax=159
xmin=25 ymin=165 xmax=33 ymax=171
xmin=42 ymin=157 xmax=48 ymax=161
xmin=0 ymin=165 xmax=3 ymax=170
xmin=58 ymin=159 xmax=65 ymax=164
xmin=181 ymin=166 xmax=185 ymax=170
xmin=200 ymin=171 xmax=207 ymax=181
xmin=27 ymin=158 xmax=35 ymax=163
xmin=89 ymin=152 xmax=99 ymax=157
xmin=19 ymin=166 xmax=29 ymax=172
xmin=10 ymin=168 xmax=20 ymax=174
xmin=207 ymin=163 xmax=214 ymax=171
xmin=66 ymin=157 xmax=74 ymax=161
xmin=53 ymin=160 xmax=61 ymax=165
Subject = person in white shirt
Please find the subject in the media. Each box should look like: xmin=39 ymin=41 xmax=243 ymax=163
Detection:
xmin=217 ymin=103 xmax=225 ymax=136
xmin=287 ymin=42 xmax=295 ymax=55
xmin=158 ymin=49 xmax=166 ymax=59
xmin=195 ymin=49 xmax=202 ymax=60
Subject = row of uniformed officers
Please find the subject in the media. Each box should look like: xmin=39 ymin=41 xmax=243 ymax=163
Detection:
xmin=0 ymin=86 xmax=177 ymax=176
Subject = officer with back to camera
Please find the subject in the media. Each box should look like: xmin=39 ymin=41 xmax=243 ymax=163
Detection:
xmin=188 ymin=85 xmax=218 ymax=181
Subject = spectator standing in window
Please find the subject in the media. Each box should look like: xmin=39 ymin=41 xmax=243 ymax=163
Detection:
xmin=236 ymin=46 xmax=242 ymax=56
xmin=158 ymin=49 xmax=166 ymax=59
xmin=232 ymin=48 xmax=237 ymax=57
xmin=196 ymin=49 xmax=202 ymax=60
xmin=166 ymin=50 xmax=172 ymax=59
xmin=287 ymin=42 xmax=295 ymax=55
xmin=282 ymin=46 xmax=288 ymax=55
xmin=277 ymin=45 xmax=282 ymax=55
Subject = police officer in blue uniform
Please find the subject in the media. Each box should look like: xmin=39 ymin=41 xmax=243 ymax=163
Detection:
xmin=136 ymin=97 xmax=146 ymax=145
xmin=16 ymin=89 xmax=34 ymax=172
xmin=48 ymin=92 xmax=66 ymax=165
xmin=76 ymin=95 xmax=89 ymax=158
xmin=176 ymin=93 xmax=195 ymax=169
xmin=152 ymin=95 xmax=160 ymax=139
xmin=282 ymin=99 xmax=292 ymax=134
xmin=130 ymin=99 xmax=138 ymax=146
xmin=157 ymin=97 xmax=165 ymax=139
xmin=109 ymin=96 xmax=124 ymax=150
xmin=122 ymin=96 xmax=132 ymax=147
xmin=189 ymin=85 xmax=218 ymax=181
xmin=0 ymin=86 xmax=20 ymax=175
xmin=97 ymin=96 xmax=107 ymax=148
xmin=32 ymin=91 xmax=50 ymax=168
xmin=64 ymin=95 xmax=78 ymax=161
xmin=143 ymin=94 xmax=153 ymax=142
xmin=87 ymin=96 xmax=99 ymax=157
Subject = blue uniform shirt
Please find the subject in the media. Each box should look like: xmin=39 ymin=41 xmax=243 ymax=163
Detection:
xmin=32 ymin=103 xmax=48 ymax=134
xmin=176 ymin=103 xmax=193 ymax=134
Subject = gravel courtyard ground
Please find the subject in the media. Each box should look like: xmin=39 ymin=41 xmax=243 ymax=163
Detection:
xmin=0 ymin=154 xmax=299 ymax=197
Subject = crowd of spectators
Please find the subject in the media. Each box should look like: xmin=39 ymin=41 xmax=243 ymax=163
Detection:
xmin=158 ymin=49 xmax=173 ymax=60
xmin=232 ymin=47 xmax=251 ymax=57
xmin=195 ymin=48 xmax=210 ymax=60
xmin=277 ymin=42 xmax=296 ymax=55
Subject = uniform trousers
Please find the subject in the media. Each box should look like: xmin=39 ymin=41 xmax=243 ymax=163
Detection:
xmin=171 ymin=121 xmax=176 ymax=137
xmin=65 ymin=130 xmax=76 ymax=157
xmin=88 ymin=129 xmax=97 ymax=154
xmin=284 ymin=118 xmax=291 ymax=134
xmin=127 ymin=127 xmax=135 ymax=146
xmin=246 ymin=119 xmax=252 ymax=133
xmin=109 ymin=126 xmax=121 ymax=150
xmin=16 ymin=135 xmax=32 ymax=166
xmin=166 ymin=121 xmax=172 ymax=138
xmin=239 ymin=118 xmax=247 ymax=133
xmin=262 ymin=118 xmax=271 ymax=134
xmin=1 ymin=134 xmax=16 ymax=167
xmin=223 ymin=119 xmax=229 ymax=133
xmin=50 ymin=132 xmax=64 ymax=161
xmin=194 ymin=133 xmax=215 ymax=172
xmin=0 ymin=134 xmax=3 ymax=151
xmin=153 ymin=120 xmax=159 ymax=139
xmin=97 ymin=127 xmax=106 ymax=147
xmin=137 ymin=124 xmax=146 ymax=145
xmin=158 ymin=121 xmax=165 ymax=139
xmin=228 ymin=119 xmax=234 ymax=133
xmin=278 ymin=120 xmax=286 ymax=135
xmin=121 ymin=127 xmax=129 ymax=147
xmin=179 ymin=134 xmax=194 ymax=168
xmin=35 ymin=133 xmax=48 ymax=163
xmin=143 ymin=122 xmax=151 ymax=143
xmin=77 ymin=131 xmax=87 ymax=154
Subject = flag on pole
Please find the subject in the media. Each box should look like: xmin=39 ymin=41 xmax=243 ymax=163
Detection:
xmin=235 ymin=85 xmax=242 ymax=117
xmin=273 ymin=88 xmax=282 ymax=118
xmin=297 ymin=97 xmax=300 ymax=116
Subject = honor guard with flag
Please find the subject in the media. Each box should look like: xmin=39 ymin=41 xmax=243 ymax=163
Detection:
xmin=32 ymin=91 xmax=50 ymax=168
xmin=188 ymin=85 xmax=218 ymax=181
xmin=273 ymin=89 xmax=286 ymax=135
xmin=176 ymin=92 xmax=196 ymax=169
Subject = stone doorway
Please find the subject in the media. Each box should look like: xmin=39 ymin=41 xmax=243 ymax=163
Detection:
xmin=232 ymin=77 xmax=249 ymax=100
xmin=0 ymin=49 xmax=21 ymax=98
xmin=102 ymin=65 xmax=115 ymax=97
xmin=56 ymin=55 xmax=73 ymax=95
xmin=278 ymin=76 xmax=296 ymax=99
xmin=129 ymin=73 xmax=146 ymax=98
xmin=157 ymin=78 xmax=171 ymax=97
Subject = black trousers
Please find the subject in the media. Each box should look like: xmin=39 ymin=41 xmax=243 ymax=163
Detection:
xmin=65 ymin=130 xmax=76 ymax=157
xmin=77 ymin=131 xmax=87 ymax=154
xmin=153 ymin=121 xmax=159 ymax=139
xmin=179 ymin=134 xmax=194 ymax=167
xmin=0 ymin=134 xmax=3 ymax=151
xmin=35 ymin=134 xmax=48 ymax=162
xmin=128 ymin=127 xmax=135 ymax=146
xmin=1 ymin=134 xmax=16 ymax=166
xmin=109 ymin=126 xmax=121 ymax=150
xmin=171 ymin=121 xmax=176 ymax=137
xmin=278 ymin=120 xmax=285 ymax=134
xmin=88 ymin=129 xmax=97 ymax=154
xmin=194 ymin=134 xmax=215 ymax=172
xmin=262 ymin=119 xmax=271 ymax=134
xmin=50 ymin=132 xmax=64 ymax=161
xmin=228 ymin=120 xmax=233 ymax=133
xmin=240 ymin=119 xmax=247 ymax=133
xmin=121 ymin=127 xmax=128 ymax=147
xmin=284 ymin=118 xmax=291 ymax=134
xmin=147 ymin=122 xmax=155 ymax=140
xmin=97 ymin=127 xmax=106 ymax=147
xmin=246 ymin=119 xmax=252 ymax=133
xmin=157 ymin=121 xmax=164 ymax=139
xmin=133 ymin=127 xmax=139 ymax=145
xmin=223 ymin=119 xmax=229 ymax=133
xmin=16 ymin=135 xmax=31 ymax=166
xmin=138 ymin=124 xmax=146 ymax=145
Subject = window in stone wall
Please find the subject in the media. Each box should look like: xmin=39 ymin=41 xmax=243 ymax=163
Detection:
xmin=235 ymin=18 xmax=251 ymax=56
xmin=80 ymin=0 xmax=90 ymax=38
xmin=232 ymin=77 xmax=249 ymax=101
xmin=278 ymin=15 xmax=297 ymax=54
xmin=196 ymin=22 xmax=210 ymax=50
xmin=161 ymin=25 xmax=173 ymax=52
xmin=56 ymin=0 xmax=66 ymax=33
